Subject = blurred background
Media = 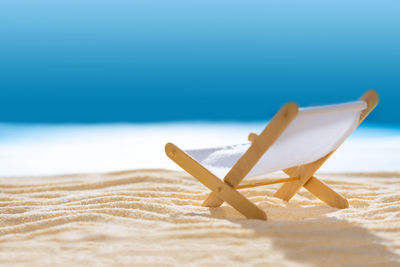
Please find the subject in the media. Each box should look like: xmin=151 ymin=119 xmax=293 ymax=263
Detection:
xmin=0 ymin=0 xmax=399 ymax=176
xmin=1 ymin=0 xmax=399 ymax=124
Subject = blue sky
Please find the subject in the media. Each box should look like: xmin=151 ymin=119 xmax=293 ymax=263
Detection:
xmin=0 ymin=0 xmax=399 ymax=124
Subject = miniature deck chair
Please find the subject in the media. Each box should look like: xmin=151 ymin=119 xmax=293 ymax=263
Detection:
xmin=165 ymin=90 xmax=378 ymax=220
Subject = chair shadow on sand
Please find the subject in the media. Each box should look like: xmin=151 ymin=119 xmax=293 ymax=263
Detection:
xmin=201 ymin=202 xmax=400 ymax=266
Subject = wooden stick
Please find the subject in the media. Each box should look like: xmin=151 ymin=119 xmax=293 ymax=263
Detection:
xmin=202 ymin=102 xmax=299 ymax=207
xmin=236 ymin=177 xmax=299 ymax=189
xmin=303 ymin=176 xmax=349 ymax=209
xmin=165 ymin=143 xmax=267 ymax=220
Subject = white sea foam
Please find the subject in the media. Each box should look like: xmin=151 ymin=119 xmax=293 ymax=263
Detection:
xmin=0 ymin=123 xmax=399 ymax=176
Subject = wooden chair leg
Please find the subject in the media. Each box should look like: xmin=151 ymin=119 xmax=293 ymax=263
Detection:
xmin=303 ymin=176 xmax=349 ymax=209
xmin=202 ymin=192 xmax=224 ymax=207
xmin=165 ymin=143 xmax=267 ymax=220
xmin=274 ymin=153 xmax=332 ymax=201
xmin=203 ymin=177 xmax=299 ymax=207
xmin=274 ymin=156 xmax=349 ymax=209
xmin=274 ymin=178 xmax=309 ymax=202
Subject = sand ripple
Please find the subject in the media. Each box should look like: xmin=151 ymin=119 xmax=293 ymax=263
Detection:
xmin=0 ymin=170 xmax=399 ymax=266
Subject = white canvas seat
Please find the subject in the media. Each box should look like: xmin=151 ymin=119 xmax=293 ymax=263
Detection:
xmin=185 ymin=101 xmax=367 ymax=179
xmin=165 ymin=90 xmax=378 ymax=220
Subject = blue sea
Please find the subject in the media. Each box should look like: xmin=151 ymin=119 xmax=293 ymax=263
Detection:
xmin=0 ymin=0 xmax=399 ymax=124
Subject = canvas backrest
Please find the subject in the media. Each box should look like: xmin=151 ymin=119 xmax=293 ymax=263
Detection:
xmin=185 ymin=100 xmax=367 ymax=179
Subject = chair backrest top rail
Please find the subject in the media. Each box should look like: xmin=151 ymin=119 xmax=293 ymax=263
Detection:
xmin=299 ymin=100 xmax=366 ymax=116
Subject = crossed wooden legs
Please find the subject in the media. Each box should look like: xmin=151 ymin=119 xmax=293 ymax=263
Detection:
xmin=165 ymin=143 xmax=267 ymax=220
xmin=202 ymin=140 xmax=349 ymax=210
xmin=166 ymin=142 xmax=348 ymax=221
xmin=273 ymin=151 xmax=349 ymax=208
xmin=203 ymin=172 xmax=349 ymax=209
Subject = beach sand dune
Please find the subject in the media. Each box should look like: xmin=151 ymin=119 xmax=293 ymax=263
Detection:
xmin=1 ymin=170 xmax=399 ymax=266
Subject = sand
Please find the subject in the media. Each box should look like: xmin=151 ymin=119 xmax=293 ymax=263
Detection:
xmin=1 ymin=170 xmax=399 ymax=266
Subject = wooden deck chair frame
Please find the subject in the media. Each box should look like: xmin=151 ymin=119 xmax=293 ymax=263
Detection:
xmin=165 ymin=90 xmax=379 ymax=220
